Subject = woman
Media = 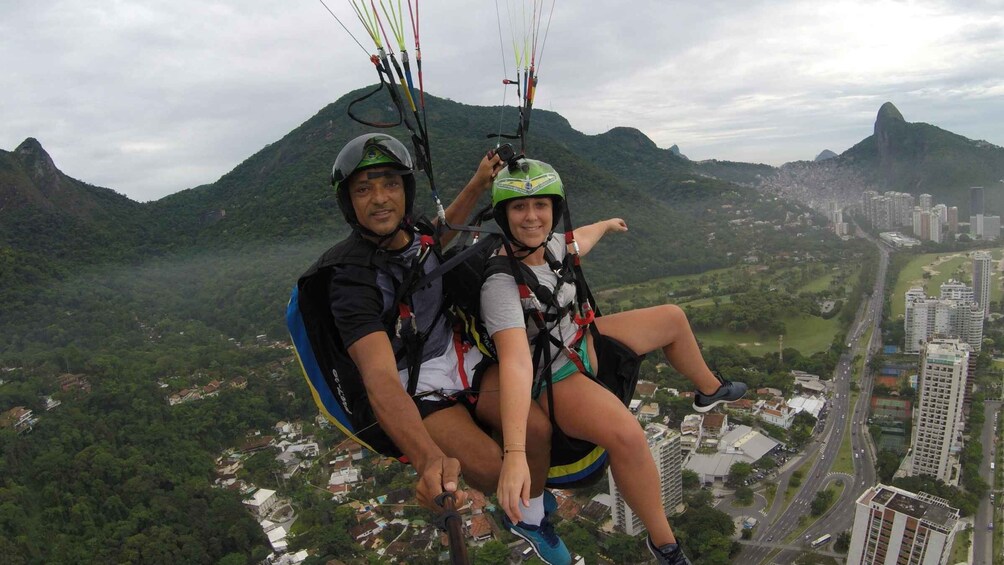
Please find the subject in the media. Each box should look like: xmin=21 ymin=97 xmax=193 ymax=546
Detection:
xmin=479 ymin=159 xmax=747 ymax=565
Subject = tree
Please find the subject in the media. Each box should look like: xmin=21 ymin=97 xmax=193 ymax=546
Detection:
xmin=734 ymin=486 xmax=754 ymax=505
xmin=810 ymin=489 xmax=836 ymax=516
xmin=727 ymin=462 xmax=753 ymax=488
xmin=602 ymin=532 xmax=645 ymax=563
xmin=473 ymin=540 xmax=509 ymax=565
xmin=834 ymin=530 xmax=851 ymax=553
xmin=876 ymin=450 xmax=901 ymax=483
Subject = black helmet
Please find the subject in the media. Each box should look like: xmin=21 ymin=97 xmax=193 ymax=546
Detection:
xmin=331 ymin=133 xmax=416 ymax=229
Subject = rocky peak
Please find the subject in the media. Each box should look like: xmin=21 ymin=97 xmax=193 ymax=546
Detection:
xmin=814 ymin=149 xmax=837 ymax=162
xmin=14 ymin=137 xmax=59 ymax=182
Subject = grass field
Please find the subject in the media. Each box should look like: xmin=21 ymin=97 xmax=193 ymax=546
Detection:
xmin=797 ymin=272 xmax=837 ymax=293
xmin=832 ymin=395 xmax=857 ymax=475
xmin=696 ymin=314 xmax=839 ymax=356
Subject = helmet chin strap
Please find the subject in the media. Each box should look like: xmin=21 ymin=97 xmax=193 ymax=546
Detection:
xmin=354 ymin=217 xmax=412 ymax=249
xmin=506 ymin=227 xmax=555 ymax=258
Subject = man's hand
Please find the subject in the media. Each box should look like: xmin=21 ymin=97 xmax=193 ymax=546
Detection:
xmin=415 ymin=455 xmax=468 ymax=511
xmin=472 ymin=150 xmax=504 ymax=191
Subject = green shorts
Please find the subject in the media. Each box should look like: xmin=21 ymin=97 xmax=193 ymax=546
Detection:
xmin=534 ymin=338 xmax=593 ymax=398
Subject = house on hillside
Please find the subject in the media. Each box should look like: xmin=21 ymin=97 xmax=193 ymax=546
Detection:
xmin=0 ymin=406 xmax=36 ymax=434
xmin=243 ymin=488 xmax=279 ymax=519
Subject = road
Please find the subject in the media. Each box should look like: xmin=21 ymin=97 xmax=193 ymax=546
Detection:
xmin=739 ymin=226 xmax=888 ymax=564
xmin=973 ymin=400 xmax=1001 ymax=565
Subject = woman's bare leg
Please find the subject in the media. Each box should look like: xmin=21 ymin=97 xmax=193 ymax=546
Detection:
xmin=540 ymin=373 xmax=676 ymax=545
xmin=594 ymin=305 xmax=720 ymax=395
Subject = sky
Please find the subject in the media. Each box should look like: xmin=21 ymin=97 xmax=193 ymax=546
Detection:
xmin=3 ymin=1 xmax=1003 ymax=202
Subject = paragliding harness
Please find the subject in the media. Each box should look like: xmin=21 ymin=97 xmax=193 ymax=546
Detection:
xmin=287 ymin=220 xmax=494 ymax=461
xmin=487 ymin=201 xmax=642 ymax=488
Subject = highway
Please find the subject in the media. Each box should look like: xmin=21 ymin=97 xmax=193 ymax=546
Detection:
xmin=972 ymin=400 xmax=1001 ymax=565
xmin=739 ymin=226 xmax=888 ymax=564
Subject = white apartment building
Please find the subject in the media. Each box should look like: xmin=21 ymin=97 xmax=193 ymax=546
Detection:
xmin=609 ymin=424 xmax=682 ymax=536
xmin=918 ymin=193 xmax=933 ymax=211
xmin=903 ymin=289 xmax=984 ymax=353
xmin=971 ymin=214 xmax=1002 ymax=240
xmin=938 ymin=280 xmax=973 ymax=302
xmin=973 ymin=251 xmax=993 ymax=316
xmin=846 ymin=484 xmax=960 ymax=565
xmin=908 ymin=340 xmax=968 ymax=485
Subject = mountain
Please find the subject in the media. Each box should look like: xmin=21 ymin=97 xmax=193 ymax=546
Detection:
xmin=815 ymin=150 xmax=837 ymax=162
xmin=836 ymin=102 xmax=1004 ymax=213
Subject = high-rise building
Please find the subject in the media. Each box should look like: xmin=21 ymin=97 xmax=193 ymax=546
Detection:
xmin=931 ymin=203 xmax=948 ymax=225
xmin=846 ymin=484 xmax=961 ymax=565
xmin=908 ymin=340 xmax=968 ymax=484
xmin=970 ymin=186 xmax=985 ymax=217
xmin=973 ymin=251 xmax=992 ymax=316
xmin=863 ymin=191 xmax=915 ymax=230
xmin=918 ymin=193 xmax=933 ymax=211
xmin=609 ymin=424 xmax=682 ymax=536
xmin=912 ymin=207 xmax=924 ymax=238
xmin=947 ymin=206 xmax=958 ymax=233
xmin=928 ymin=211 xmax=941 ymax=243
xmin=903 ymin=290 xmax=984 ymax=353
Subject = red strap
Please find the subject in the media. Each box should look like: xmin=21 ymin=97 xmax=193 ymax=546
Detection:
xmin=398 ymin=303 xmax=413 ymax=319
xmin=453 ymin=329 xmax=476 ymax=403
xmin=419 ymin=235 xmax=435 ymax=249
xmin=518 ymin=283 xmax=533 ymax=300
xmin=573 ymin=303 xmax=595 ymax=326
xmin=564 ymin=230 xmax=574 ymax=244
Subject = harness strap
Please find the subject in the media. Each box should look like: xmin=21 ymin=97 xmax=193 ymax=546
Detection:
xmin=452 ymin=327 xmax=477 ymax=403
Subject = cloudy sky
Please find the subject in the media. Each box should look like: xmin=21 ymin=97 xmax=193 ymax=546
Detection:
xmin=3 ymin=1 xmax=1003 ymax=202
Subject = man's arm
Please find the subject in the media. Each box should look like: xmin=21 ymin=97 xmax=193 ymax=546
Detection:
xmin=571 ymin=218 xmax=628 ymax=257
xmin=347 ymin=331 xmax=464 ymax=509
xmin=438 ymin=151 xmax=504 ymax=246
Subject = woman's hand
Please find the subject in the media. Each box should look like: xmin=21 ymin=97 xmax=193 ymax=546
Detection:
xmin=604 ymin=218 xmax=628 ymax=233
xmin=497 ymin=452 xmax=532 ymax=524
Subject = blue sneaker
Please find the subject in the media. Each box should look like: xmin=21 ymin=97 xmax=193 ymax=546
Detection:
xmin=504 ymin=513 xmax=571 ymax=565
xmin=693 ymin=373 xmax=747 ymax=413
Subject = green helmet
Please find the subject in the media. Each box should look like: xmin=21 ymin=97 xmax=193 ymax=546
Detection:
xmin=491 ymin=158 xmax=564 ymax=208
xmin=491 ymin=159 xmax=564 ymax=243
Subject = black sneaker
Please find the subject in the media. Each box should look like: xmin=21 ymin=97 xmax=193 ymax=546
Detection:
xmin=693 ymin=373 xmax=747 ymax=413
xmin=647 ymin=536 xmax=693 ymax=565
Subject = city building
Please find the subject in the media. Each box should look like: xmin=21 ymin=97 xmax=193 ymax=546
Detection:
xmin=938 ymin=280 xmax=973 ymax=302
xmin=928 ymin=211 xmax=941 ymax=243
xmin=947 ymin=206 xmax=958 ymax=233
xmin=903 ymin=289 xmax=984 ymax=353
xmin=684 ymin=425 xmax=779 ymax=484
xmin=918 ymin=193 xmax=933 ymax=211
xmin=846 ymin=484 xmax=960 ymax=565
xmin=609 ymin=424 xmax=682 ymax=536
xmin=908 ymin=340 xmax=968 ymax=484
xmin=970 ymin=214 xmax=1002 ymax=240
xmin=973 ymin=251 xmax=993 ymax=315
